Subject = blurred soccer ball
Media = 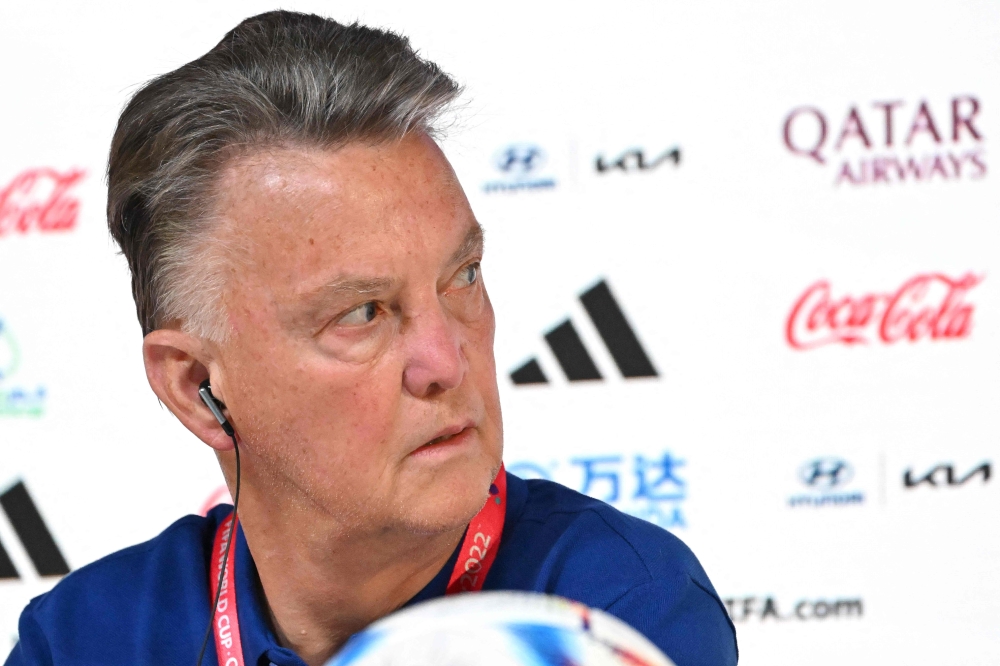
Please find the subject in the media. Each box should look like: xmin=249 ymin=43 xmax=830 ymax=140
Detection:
xmin=327 ymin=591 xmax=675 ymax=666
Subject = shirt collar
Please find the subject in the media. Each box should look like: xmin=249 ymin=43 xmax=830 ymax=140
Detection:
xmin=502 ymin=470 xmax=528 ymax=540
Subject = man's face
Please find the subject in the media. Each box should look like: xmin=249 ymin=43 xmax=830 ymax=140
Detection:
xmin=209 ymin=134 xmax=502 ymax=534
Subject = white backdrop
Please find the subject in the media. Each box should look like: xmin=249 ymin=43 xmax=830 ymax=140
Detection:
xmin=1 ymin=1 xmax=998 ymax=664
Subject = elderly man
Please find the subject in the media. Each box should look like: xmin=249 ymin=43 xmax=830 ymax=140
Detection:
xmin=5 ymin=11 xmax=736 ymax=666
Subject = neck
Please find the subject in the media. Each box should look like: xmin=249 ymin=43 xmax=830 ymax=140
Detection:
xmin=220 ymin=456 xmax=464 ymax=666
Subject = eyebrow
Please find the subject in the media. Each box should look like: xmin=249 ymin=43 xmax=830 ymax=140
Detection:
xmin=449 ymin=222 xmax=485 ymax=266
xmin=314 ymin=276 xmax=395 ymax=298
xmin=287 ymin=222 xmax=484 ymax=331
xmin=313 ymin=222 xmax=482 ymax=300
xmin=311 ymin=222 xmax=482 ymax=296
xmin=286 ymin=276 xmax=395 ymax=331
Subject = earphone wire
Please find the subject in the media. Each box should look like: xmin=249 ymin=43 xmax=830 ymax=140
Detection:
xmin=195 ymin=433 xmax=241 ymax=666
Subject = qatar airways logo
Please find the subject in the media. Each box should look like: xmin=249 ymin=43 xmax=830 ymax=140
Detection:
xmin=783 ymin=96 xmax=984 ymax=186
xmin=0 ymin=168 xmax=85 ymax=237
xmin=786 ymin=272 xmax=982 ymax=350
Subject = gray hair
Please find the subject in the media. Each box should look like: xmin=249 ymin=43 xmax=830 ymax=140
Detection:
xmin=107 ymin=10 xmax=461 ymax=339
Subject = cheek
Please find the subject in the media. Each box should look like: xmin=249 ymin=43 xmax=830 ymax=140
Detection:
xmin=283 ymin=351 xmax=406 ymax=467
xmin=471 ymin=287 xmax=496 ymax=344
xmin=484 ymin=289 xmax=497 ymax=341
xmin=225 ymin=338 xmax=403 ymax=466
xmin=465 ymin=298 xmax=501 ymax=413
xmin=335 ymin=371 xmax=400 ymax=452
xmin=467 ymin=292 xmax=496 ymax=367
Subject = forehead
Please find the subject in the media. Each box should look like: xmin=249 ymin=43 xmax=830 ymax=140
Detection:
xmin=210 ymin=134 xmax=473 ymax=286
xmin=216 ymin=134 xmax=464 ymax=238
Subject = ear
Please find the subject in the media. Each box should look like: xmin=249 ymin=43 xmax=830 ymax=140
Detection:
xmin=142 ymin=329 xmax=235 ymax=452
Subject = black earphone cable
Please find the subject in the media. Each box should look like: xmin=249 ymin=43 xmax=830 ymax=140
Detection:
xmin=195 ymin=433 xmax=241 ymax=666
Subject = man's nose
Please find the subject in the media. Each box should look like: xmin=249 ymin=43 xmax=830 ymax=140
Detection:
xmin=402 ymin=302 xmax=467 ymax=397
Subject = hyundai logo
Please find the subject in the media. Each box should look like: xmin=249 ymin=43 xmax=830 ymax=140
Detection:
xmin=493 ymin=144 xmax=546 ymax=175
xmin=798 ymin=458 xmax=853 ymax=489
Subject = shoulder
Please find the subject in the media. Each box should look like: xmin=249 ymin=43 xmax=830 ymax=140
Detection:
xmin=28 ymin=510 xmax=215 ymax=620
xmin=11 ymin=508 xmax=223 ymax=664
xmin=496 ymin=476 xmax=737 ymax=666
xmin=509 ymin=476 xmax=711 ymax=591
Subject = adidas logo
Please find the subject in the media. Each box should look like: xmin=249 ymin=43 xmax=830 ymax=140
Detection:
xmin=510 ymin=280 xmax=657 ymax=385
xmin=0 ymin=481 xmax=70 ymax=580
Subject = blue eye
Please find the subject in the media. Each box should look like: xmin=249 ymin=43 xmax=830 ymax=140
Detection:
xmin=339 ymin=301 xmax=378 ymax=326
xmin=457 ymin=263 xmax=479 ymax=287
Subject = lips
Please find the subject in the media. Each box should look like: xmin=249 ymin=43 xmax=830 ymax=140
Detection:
xmin=415 ymin=422 xmax=475 ymax=452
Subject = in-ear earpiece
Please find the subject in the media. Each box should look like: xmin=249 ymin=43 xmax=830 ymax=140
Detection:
xmin=198 ymin=379 xmax=235 ymax=437
xmin=195 ymin=378 xmax=241 ymax=666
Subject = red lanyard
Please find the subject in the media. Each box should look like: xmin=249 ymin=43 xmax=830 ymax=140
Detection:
xmin=209 ymin=464 xmax=507 ymax=666
xmin=209 ymin=513 xmax=245 ymax=666
xmin=446 ymin=463 xmax=506 ymax=594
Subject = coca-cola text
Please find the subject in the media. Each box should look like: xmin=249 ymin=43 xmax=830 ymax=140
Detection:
xmin=786 ymin=272 xmax=982 ymax=350
xmin=0 ymin=168 xmax=85 ymax=237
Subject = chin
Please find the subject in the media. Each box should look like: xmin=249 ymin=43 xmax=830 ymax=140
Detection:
xmin=395 ymin=448 xmax=501 ymax=535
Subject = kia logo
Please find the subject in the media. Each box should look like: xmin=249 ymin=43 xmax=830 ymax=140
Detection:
xmin=798 ymin=458 xmax=853 ymax=489
xmin=904 ymin=462 xmax=990 ymax=488
xmin=493 ymin=144 xmax=546 ymax=175
xmin=595 ymin=147 xmax=681 ymax=173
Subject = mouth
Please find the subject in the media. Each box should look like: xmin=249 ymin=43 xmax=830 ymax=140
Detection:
xmin=413 ymin=423 xmax=475 ymax=454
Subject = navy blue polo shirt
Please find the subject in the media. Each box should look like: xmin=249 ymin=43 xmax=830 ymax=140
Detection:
xmin=5 ymin=473 xmax=737 ymax=666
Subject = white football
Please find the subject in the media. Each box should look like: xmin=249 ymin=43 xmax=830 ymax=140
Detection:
xmin=327 ymin=591 xmax=676 ymax=666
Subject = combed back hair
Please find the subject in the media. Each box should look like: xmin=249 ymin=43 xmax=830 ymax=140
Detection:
xmin=107 ymin=10 xmax=461 ymax=339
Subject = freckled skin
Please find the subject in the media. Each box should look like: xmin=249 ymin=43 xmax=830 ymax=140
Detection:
xmin=143 ymin=133 xmax=504 ymax=663
xmin=210 ymin=134 xmax=504 ymax=536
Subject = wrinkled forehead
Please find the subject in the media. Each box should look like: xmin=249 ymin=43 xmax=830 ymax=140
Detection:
xmin=206 ymin=134 xmax=474 ymax=294
xmin=215 ymin=135 xmax=463 ymax=230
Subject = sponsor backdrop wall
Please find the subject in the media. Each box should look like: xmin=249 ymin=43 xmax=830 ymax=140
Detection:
xmin=1 ymin=1 xmax=998 ymax=664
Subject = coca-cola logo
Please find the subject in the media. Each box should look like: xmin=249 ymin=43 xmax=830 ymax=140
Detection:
xmin=0 ymin=168 xmax=85 ymax=237
xmin=783 ymin=97 xmax=985 ymax=186
xmin=786 ymin=272 xmax=982 ymax=350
